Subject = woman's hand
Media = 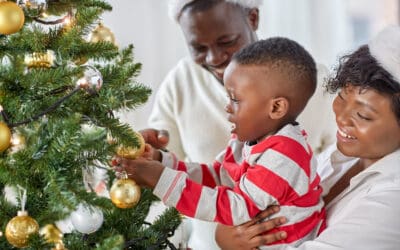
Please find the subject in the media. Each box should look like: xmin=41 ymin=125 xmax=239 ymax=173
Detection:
xmin=215 ymin=206 xmax=287 ymax=250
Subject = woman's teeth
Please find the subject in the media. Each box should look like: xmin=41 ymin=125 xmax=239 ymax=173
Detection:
xmin=338 ymin=129 xmax=356 ymax=139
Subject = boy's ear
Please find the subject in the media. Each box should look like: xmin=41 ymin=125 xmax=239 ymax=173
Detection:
xmin=268 ymin=97 xmax=289 ymax=120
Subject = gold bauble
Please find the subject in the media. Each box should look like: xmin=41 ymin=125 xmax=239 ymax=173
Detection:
xmin=5 ymin=211 xmax=39 ymax=248
xmin=24 ymin=50 xmax=56 ymax=68
xmin=116 ymin=131 xmax=145 ymax=159
xmin=74 ymin=56 xmax=88 ymax=65
xmin=52 ymin=242 xmax=67 ymax=250
xmin=39 ymin=224 xmax=62 ymax=244
xmin=0 ymin=2 xmax=25 ymax=35
xmin=0 ymin=121 xmax=11 ymax=153
xmin=89 ymin=23 xmax=116 ymax=45
xmin=110 ymin=178 xmax=141 ymax=209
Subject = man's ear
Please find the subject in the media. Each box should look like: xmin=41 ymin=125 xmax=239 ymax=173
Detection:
xmin=269 ymin=97 xmax=289 ymax=120
xmin=247 ymin=8 xmax=259 ymax=31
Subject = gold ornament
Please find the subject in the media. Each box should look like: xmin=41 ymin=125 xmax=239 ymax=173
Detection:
xmin=89 ymin=23 xmax=116 ymax=45
xmin=0 ymin=1 xmax=25 ymax=35
xmin=52 ymin=242 xmax=67 ymax=250
xmin=0 ymin=121 xmax=11 ymax=153
xmin=5 ymin=211 xmax=39 ymax=248
xmin=24 ymin=50 xmax=56 ymax=68
xmin=116 ymin=131 xmax=145 ymax=159
xmin=74 ymin=56 xmax=88 ymax=66
xmin=39 ymin=224 xmax=62 ymax=244
xmin=110 ymin=177 xmax=141 ymax=209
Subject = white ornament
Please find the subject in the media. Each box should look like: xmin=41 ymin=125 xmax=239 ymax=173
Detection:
xmin=70 ymin=203 xmax=103 ymax=234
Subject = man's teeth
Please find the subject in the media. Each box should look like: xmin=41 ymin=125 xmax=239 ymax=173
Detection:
xmin=338 ymin=129 xmax=356 ymax=139
xmin=231 ymin=124 xmax=236 ymax=130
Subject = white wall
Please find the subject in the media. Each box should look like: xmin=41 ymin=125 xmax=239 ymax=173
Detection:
xmin=102 ymin=0 xmax=186 ymax=130
xmin=101 ymin=0 xmax=398 ymax=131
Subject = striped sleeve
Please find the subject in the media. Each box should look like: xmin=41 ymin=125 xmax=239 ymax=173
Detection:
xmin=160 ymin=150 xmax=223 ymax=187
xmin=154 ymin=130 xmax=325 ymax=232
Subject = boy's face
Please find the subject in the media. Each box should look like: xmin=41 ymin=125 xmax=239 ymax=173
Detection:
xmin=224 ymin=62 xmax=283 ymax=142
xmin=333 ymin=85 xmax=400 ymax=163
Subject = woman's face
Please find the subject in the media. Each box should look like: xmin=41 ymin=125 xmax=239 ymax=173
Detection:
xmin=178 ymin=2 xmax=258 ymax=83
xmin=333 ymin=85 xmax=400 ymax=163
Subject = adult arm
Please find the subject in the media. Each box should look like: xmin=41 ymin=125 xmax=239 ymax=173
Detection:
xmin=215 ymin=206 xmax=287 ymax=250
xmin=139 ymin=128 xmax=169 ymax=150
xmin=147 ymin=65 xmax=186 ymax=160
xmin=216 ymin=188 xmax=400 ymax=250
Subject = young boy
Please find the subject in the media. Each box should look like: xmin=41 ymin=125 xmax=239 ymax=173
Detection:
xmin=116 ymin=37 xmax=326 ymax=248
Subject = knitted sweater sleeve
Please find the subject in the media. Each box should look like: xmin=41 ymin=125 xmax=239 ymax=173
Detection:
xmin=154 ymin=134 xmax=323 ymax=228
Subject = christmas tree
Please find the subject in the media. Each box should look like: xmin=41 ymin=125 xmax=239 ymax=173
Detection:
xmin=0 ymin=0 xmax=181 ymax=249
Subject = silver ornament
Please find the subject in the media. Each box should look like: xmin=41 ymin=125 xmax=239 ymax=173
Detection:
xmin=76 ymin=66 xmax=103 ymax=95
xmin=18 ymin=0 xmax=47 ymax=10
xmin=70 ymin=203 xmax=103 ymax=234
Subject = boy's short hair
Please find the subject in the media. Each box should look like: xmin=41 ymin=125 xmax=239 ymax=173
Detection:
xmin=232 ymin=37 xmax=317 ymax=108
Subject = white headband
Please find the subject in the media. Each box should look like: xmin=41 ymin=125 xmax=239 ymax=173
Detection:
xmin=368 ymin=25 xmax=400 ymax=84
xmin=168 ymin=0 xmax=262 ymax=21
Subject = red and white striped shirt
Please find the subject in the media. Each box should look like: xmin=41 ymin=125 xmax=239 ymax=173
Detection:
xmin=154 ymin=124 xmax=326 ymax=246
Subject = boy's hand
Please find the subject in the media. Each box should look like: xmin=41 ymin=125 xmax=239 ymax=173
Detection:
xmin=140 ymin=143 xmax=162 ymax=161
xmin=114 ymin=157 xmax=165 ymax=189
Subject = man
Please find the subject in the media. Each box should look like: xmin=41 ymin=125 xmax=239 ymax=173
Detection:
xmin=145 ymin=0 xmax=335 ymax=249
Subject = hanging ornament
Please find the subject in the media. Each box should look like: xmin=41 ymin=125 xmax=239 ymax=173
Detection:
xmin=5 ymin=187 xmax=39 ymax=248
xmin=24 ymin=50 xmax=56 ymax=68
xmin=52 ymin=242 xmax=67 ymax=250
xmin=1 ymin=55 xmax=12 ymax=70
xmin=18 ymin=0 xmax=47 ymax=10
xmin=89 ymin=23 xmax=116 ymax=46
xmin=74 ymin=56 xmax=88 ymax=66
xmin=40 ymin=224 xmax=67 ymax=249
xmin=116 ymin=130 xmax=145 ymax=159
xmin=110 ymin=172 xmax=141 ymax=209
xmin=0 ymin=1 xmax=25 ymax=35
xmin=0 ymin=121 xmax=11 ymax=153
xmin=5 ymin=211 xmax=39 ymax=248
xmin=70 ymin=203 xmax=103 ymax=234
xmin=76 ymin=66 xmax=103 ymax=95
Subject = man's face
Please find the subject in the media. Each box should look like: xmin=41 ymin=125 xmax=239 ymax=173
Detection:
xmin=179 ymin=2 xmax=258 ymax=83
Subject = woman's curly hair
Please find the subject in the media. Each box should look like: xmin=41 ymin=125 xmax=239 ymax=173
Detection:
xmin=326 ymin=45 xmax=400 ymax=123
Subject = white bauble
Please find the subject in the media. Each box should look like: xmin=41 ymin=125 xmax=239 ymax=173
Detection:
xmin=70 ymin=203 xmax=103 ymax=234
